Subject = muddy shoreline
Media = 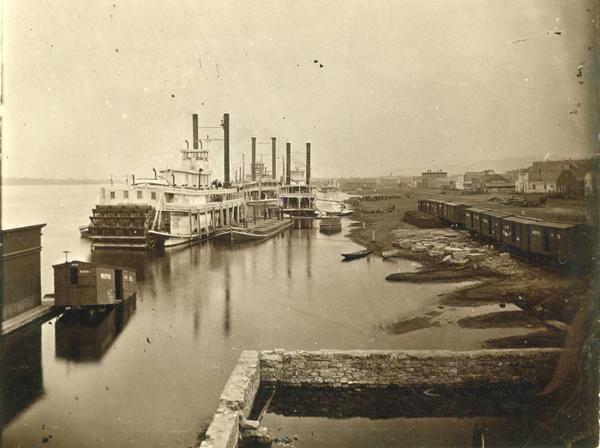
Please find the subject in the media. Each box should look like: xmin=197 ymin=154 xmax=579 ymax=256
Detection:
xmin=342 ymin=191 xmax=592 ymax=349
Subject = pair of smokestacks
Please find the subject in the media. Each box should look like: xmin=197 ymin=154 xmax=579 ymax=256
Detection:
xmin=251 ymin=138 xmax=311 ymax=185
xmin=192 ymin=113 xmax=230 ymax=186
xmin=285 ymin=142 xmax=311 ymax=185
xmin=250 ymin=137 xmax=278 ymax=181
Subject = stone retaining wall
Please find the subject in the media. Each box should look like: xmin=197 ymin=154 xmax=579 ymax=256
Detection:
xmin=200 ymin=348 xmax=562 ymax=447
xmin=259 ymin=348 xmax=561 ymax=388
xmin=200 ymin=351 xmax=260 ymax=448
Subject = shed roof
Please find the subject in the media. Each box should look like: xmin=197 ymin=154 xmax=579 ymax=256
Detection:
xmin=52 ymin=260 xmax=135 ymax=271
xmin=2 ymin=223 xmax=47 ymax=234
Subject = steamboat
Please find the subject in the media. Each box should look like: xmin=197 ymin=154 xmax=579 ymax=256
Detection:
xmin=86 ymin=114 xmax=244 ymax=250
xmin=279 ymin=142 xmax=318 ymax=228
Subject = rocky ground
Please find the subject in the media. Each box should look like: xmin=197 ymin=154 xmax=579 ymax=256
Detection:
xmin=344 ymin=190 xmax=594 ymax=348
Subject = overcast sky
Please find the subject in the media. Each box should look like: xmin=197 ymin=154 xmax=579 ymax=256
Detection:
xmin=3 ymin=0 xmax=598 ymax=179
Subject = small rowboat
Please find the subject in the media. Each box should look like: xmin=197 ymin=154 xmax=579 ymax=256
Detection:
xmin=341 ymin=249 xmax=372 ymax=261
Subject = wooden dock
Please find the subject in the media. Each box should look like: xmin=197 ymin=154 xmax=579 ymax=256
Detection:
xmin=2 ymin=299 xmax=58 ymax=335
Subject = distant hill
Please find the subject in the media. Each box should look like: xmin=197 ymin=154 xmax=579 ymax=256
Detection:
xmin=3 ymin=177 xmax=108 ymax=185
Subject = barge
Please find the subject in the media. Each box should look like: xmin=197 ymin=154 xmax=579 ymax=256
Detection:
xmin=319 ymin=216 xmax=342 ymax=233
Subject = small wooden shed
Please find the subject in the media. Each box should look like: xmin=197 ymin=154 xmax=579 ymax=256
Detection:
xmin=53 ymin=261 xmax=136 ymax=307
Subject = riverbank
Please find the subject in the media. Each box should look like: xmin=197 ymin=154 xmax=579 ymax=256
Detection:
xmin=344 ymin=190 xmax=594 ymax=349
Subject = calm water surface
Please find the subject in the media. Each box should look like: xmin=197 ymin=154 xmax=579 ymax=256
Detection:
xmin=2 ymin=185 xmax=535 ymax=447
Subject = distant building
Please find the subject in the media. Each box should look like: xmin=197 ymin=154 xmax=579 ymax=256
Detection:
xmin=502 ymin=169 xmax=521 ymax=183
xmin=2 ymin=224 xmax=46 ymax=321
xmin=557 ymin=160 xmax=596 ymax=198
xmin=454 ymin=175 xmax=465 ymax=190
xmin=420 ymin=170 xmax=448 ymax=188
xmin=517 ymin=159 xmax=594 ymax=194
xmin=379 ymin=175 xmax=400 ymax=189
xmin=469 ymin=173 xmax=513 ymax=193
xmin=585 ymin=171 xmax=598 ymax=197
xmin=408 ymin=176 xmax=421 ymax=188
xmin=463 ymin=170 xmax=495 ymax=191
xmin=339 ymin=177 xmax=378 ymax=191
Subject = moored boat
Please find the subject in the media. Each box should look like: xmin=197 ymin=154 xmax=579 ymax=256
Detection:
xmin=86 ymin=114 xmax=245 ymax=250
xmin=319 ymin=216 xmax=342 ymax=233
xmin=341 ymin=248 xmax=372 ymax=260
xmin=227 ymin=218 xmax=293 ymax=243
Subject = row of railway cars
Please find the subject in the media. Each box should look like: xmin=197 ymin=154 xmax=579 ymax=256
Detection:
xmin=417 ymin=198 xmax=591 ymax=264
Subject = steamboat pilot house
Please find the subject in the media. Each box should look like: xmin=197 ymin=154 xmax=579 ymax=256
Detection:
xmin=87 ymin=114 xmax=245 ymax=250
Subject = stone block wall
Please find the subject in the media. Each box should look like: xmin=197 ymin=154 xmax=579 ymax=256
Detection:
xmin=201 ymin=348 xmax=563 ymax=447
xmin=200 ymin=351 xmax=260 ymax=448
xmin=259 ymin=348 xmax=561 ymax=388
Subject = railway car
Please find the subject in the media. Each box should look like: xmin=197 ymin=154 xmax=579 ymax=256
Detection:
xmin=480 ymin=210 xmax=513 ymax=241
xmin=464 ymin=207 xmax=489 ymax=233
xmin=429 ymin=199 xmax=446 ymax=219
xmin=418 ymin=197 xmax=587 ymax=265
xmin=442 ymin=202 xmax=467 ymax=226
xmin=501 ymin=216 xmax=540 ymax=253
xmin=417 ymin=199 xmax=428 ymax=213
xmin=528 ymin=220 xmax=583 ymax=263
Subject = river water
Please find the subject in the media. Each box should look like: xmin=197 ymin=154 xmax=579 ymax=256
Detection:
xmin=1 ymin=185 xmax=545 ymax=447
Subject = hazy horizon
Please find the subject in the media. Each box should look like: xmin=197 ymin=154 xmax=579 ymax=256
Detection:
xmin=3 ymin=0 xmax=598 ymax=180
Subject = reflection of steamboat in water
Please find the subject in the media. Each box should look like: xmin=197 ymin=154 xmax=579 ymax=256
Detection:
xmin=86 ymin=114 xmax=244 ymax=250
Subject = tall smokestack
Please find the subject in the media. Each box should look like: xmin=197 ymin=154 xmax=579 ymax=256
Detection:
xmin=223 ymin=113 xmax=230 ymax=186
xmin=286 ymin=143 xmax=291 ymax=185
xmin=271 ymin=137 xmax=277 ymax=180
xmin=251 ymin=137 xmax=257 ymax=181
xmin=193 ymin=114 xmax=199 ymax=149
xmin=306 ymin=142 xmax=311 ymax=185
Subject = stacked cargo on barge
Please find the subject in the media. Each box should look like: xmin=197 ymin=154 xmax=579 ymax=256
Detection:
xmin=87 ymin=114 xmax=244 ymax=250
